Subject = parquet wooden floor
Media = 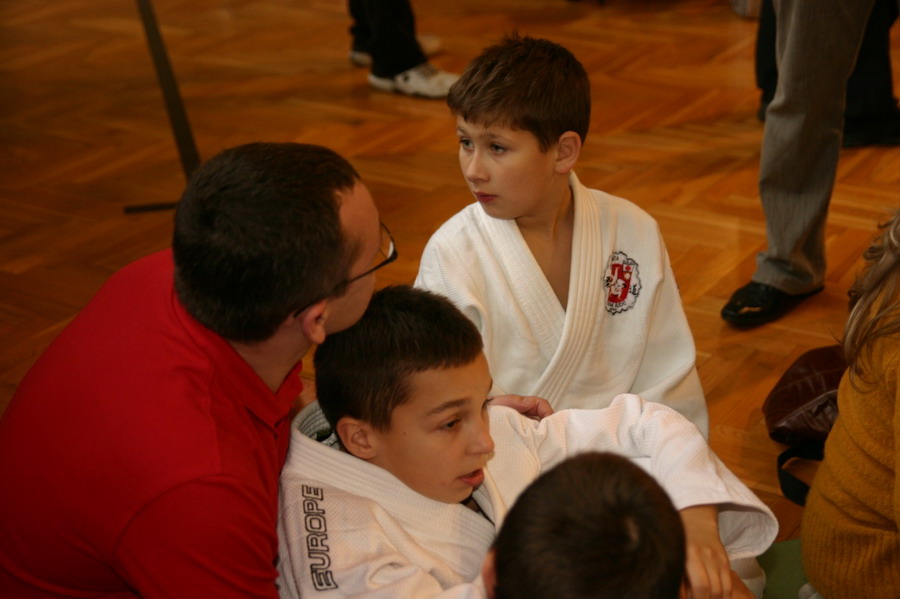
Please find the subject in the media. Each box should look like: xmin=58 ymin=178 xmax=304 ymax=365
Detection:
xmin=2 ymin=0 xmax=899 ymax=543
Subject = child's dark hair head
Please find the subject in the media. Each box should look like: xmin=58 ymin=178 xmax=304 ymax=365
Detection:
xmin=493 ymin=452 xmax=685 ymax=599
xmin=314 ymin=285 xmax=484 ymax=431
xmin=447 ymin=33 xmax=591 ymax=151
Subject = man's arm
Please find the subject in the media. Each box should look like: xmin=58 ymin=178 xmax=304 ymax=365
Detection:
xmin=115 ymin=476 xmax=280 ymax=599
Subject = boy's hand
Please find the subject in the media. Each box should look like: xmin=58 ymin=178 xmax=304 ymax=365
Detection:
xmin=727 ymin=572 xmax=756 ymax=599
xmin=489 ymin=394 xmax=554 ymax=420
xmin=680 ymin=505 xmax=732 ymax=599
xmin=683 ymin=570 xmax=755 ymax=599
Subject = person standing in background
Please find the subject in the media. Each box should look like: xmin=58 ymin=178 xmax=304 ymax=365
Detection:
xmin=347 ymin=0 xmax=458 ymax=99
xmin=722 ymin=0 xmax=895 ymax=327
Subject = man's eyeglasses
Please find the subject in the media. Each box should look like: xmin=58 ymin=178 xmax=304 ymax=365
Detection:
xmin=345 ymin=221 xmax=398 ymax=288
xmin=294 ymin=222 xmax=397 ymax=315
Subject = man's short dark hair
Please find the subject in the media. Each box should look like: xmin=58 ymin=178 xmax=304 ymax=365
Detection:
xmin=314 ymin=285 xmax=483 ymax=431
xmin=447 ymin=33 xmax=591 ymax=151
xmin=494 ymin=452 xmax=685 ymax=599
xmin=173 ymin=142 xmax=359 ymax=342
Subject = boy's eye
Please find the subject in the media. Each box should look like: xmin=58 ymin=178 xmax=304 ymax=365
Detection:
xmin=459 ymin=138 xmax=473 ymax=149
xmin=441 ymin=418 xmax=461 ymax=431
xmin=490 ymin=144 xmax=507 ymax=154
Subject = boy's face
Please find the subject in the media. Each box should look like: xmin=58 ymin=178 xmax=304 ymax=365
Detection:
xmin=366 ymin=352 xmax=495 ymax=504
xmin=456 ymin=117 xmax=563 ymax=222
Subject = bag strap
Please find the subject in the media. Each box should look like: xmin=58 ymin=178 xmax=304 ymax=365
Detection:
xmin=776 ymin=441 xmax=824 ymax=506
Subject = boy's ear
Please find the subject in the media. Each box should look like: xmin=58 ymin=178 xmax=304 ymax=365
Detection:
xmin=554 ymin=131 xmax=582 ymax=174
xmin=336 ymin=417 xmax=378 ymax=460
xmin=481 ymin=549 xmax=497 ymax=599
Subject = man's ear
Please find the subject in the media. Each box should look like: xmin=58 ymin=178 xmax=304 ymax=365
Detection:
xmin=554 ymin=131 xmax=582 ymax=174
xmin=481 ymin=548 xmax=497 ymax=599
xmin=296 ymin=299 xmax=329 ymax=345
xmin=336 ymin=417 xmax=378 ymax=460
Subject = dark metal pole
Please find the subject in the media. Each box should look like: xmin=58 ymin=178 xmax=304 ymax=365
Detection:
xmin=126 ymin=0 xmax=200 ymax=213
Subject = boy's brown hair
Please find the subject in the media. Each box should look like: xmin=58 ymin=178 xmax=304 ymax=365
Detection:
xmin=493 ymin=452 xmax=685 ymax=599
xmin=447 ymin=33 xmax=591 ymax=151
xmin=314 ymin=285 xmax=483 ymax=432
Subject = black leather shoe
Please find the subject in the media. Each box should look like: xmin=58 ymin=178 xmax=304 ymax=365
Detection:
xmin=843 ymin=110 xmax=900 ymax=147
xmin=721 ymin=282 xmax=823 ymax=327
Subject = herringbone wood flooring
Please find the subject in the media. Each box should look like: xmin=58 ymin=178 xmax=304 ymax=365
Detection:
xmin=2 ymin=0 xmax=899 ymax=542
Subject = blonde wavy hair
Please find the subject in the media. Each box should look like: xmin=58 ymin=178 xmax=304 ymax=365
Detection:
xmin=844 ymin=212 xmax=900 ymax=387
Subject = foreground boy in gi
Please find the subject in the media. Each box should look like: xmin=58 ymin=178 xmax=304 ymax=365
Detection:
xmin=415 ymin=35 xmax=708 ymax=435
xmin=277 ymin=285 xmax=776 ymax=599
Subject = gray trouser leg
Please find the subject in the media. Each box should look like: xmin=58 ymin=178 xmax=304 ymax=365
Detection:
xmin=753 ymin=0 xmax=876 ymax=294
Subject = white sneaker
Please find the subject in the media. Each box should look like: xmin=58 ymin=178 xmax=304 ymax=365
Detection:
xmin=417 ymin=34 xmax=442 ymax=57
xmin=349 ymin=34 xmax=442 ymax=68
xmin=368 ymin=63 xmax=459 ymax=99
xmin=349 ymin=50 xmax=372 ymax=68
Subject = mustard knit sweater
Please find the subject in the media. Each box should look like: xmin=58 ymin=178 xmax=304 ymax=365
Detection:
xmin=802 ymin=335 xmax=900 ymax=597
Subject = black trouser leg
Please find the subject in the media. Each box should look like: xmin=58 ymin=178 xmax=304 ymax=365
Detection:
xmin=755 ymin=0 xmax=777 ymax=107
xmin=844 ymin=0 xmax=898 ymax=122
xmin=362 ymin=0 xmax=426 ymax=78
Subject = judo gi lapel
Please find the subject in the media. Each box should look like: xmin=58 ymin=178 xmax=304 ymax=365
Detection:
xmin=473 ymin=466 xmax=506 ymax=529
xmin=287 ymin=404 xmax=497 ymax=579
xmin=530 ymin=173 xmax=609 ymax=403
xmin=474 ymin=197 xmax=565 ymax=370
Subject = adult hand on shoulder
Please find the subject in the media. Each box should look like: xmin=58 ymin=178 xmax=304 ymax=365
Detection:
xmin=489 ymin=394 xmax=554 ymax=420
xmin=680 ymin=505 xmax=732 ymax=599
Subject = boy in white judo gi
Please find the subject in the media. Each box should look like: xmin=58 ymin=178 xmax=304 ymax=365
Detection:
xmin=277 ymin=285 xmax=776 ymax=599
xmin=414 ymin=34 xmax=708 ymax=436
xmin=486 ymin=451 xmax=686 ymax=599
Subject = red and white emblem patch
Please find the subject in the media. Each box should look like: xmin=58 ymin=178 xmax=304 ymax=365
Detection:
xmin=604 ymin=251 xmax=641 ymax=314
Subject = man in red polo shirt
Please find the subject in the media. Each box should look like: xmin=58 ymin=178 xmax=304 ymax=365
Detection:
xmin=0 ymin=143 xmax=392 ymax=598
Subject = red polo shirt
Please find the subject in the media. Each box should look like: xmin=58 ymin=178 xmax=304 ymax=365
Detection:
xmin=0 ymin=250 xmax=302 ymax=598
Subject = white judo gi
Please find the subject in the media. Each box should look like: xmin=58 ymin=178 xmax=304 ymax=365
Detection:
xmin=415 ymin=172 xmax=708 ymax=436
xmin=277 ymin=395 xmax=777 ymax=599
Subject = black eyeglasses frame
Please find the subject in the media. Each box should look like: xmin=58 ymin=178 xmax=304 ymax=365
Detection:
xmin=293 ymin=222 xmax=397 ymax=316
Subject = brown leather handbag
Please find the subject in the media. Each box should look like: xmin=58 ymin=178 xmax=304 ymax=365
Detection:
xmin=762 ymin=345 xmax=845 ymax=505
